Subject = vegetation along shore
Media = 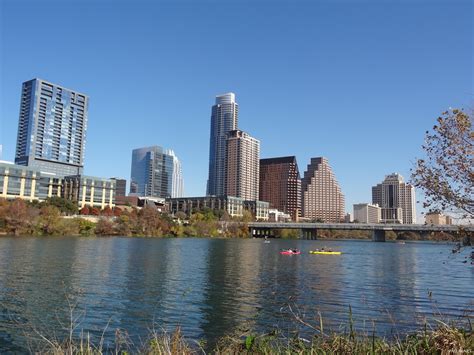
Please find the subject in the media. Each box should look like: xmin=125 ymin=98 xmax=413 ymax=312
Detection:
xmin=24 ymin=320 xmax=474 ymax=354
xmin=0 ymin=197 xmax=468 ymax=242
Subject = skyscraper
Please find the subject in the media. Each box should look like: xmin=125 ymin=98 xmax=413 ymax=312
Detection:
xmin=130 ymin=146 xmax=184 ymax=198
xmin=168 ymin=149 xmax=184 ymax=198
xmin=226 ymin=130 xmax=260 ymax=200
xmin=302 ymin=157 xmax=345 ymax=222
xmin=15 ymin=78 xmax=88 ymax=176
xmin=207 ymin=93 xmax=238 ymax=196
xmin=372 ymin=173 xmax=416 ymax=224
xmin=259 ymin=156 xmax=301 ymax=221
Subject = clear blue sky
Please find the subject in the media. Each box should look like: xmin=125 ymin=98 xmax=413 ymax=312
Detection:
xmin=1 ymin=0 xmax=472 ymax=218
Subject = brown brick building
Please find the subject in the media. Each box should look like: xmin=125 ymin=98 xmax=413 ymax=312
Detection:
xmin=302 ymin=157 xmax=345 ymax=222
xmin=259 ymin=156 xmax=301 ymax=221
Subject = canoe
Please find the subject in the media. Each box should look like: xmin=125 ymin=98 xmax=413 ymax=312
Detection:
xmin=309 ymin=251 xmax=342 ymax=255
xmin=280 ymin=251 xmax=301 ymax=255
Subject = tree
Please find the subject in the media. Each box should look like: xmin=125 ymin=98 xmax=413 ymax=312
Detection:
xmin=38 ymin=205 xmax=61 ymax=235
xmin=4 ymin=199 xmax=31 ymax=235
xmin=95 ymin=218 xmax=115 ymax=236
xmin=101 ymin=206 xmax=113 ymax=217
xmin=43 ymin=197 xmax=78 ymax=215
xmin=113 ymin=207 xmax=123 ymax=217
xmin=411 ymin=109 xmax=473 ymax=219
xmin=80 ymin=206 xmax=90 ymax=215
xmin=90 ymin=207 xmax=100 ymax=216
xmin=174 ymin=211 xmax=187 ymax=221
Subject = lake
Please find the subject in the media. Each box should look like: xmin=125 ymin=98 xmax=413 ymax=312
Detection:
xmin=0 ymin=237 xmax=472 ymax=351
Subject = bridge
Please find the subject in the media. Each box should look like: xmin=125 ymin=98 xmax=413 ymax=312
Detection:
xmin=247 ymin=222 xmax=474 ymax=242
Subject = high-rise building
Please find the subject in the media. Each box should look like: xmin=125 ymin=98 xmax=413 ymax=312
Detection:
xmin=207 ymin=93 xmax=238 ymax=196
xmin=259 ymin=156 xmax=301 ymax=221
xmin=372 ymin=173 xmax=416 ymax=224
xmin=226 ymin=130 xmax=260 ymax=201
xmin=353 ymin=203 xmax=381 ymax=224
xmin=301 ymin=157 xmax=345 ymax=222
xmin=15 ymin=78 xmax=88 ymax=176
xmin=168 ymin=149 xmax=184 ymax=198
xmin=130 ymin=146 xmax=184 ymax=198
xmin=111 ymin=178 xmax=127 ymax=197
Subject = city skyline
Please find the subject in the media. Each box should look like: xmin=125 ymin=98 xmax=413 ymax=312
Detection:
xmin=1 ymin=0 xmax=472 ymax=218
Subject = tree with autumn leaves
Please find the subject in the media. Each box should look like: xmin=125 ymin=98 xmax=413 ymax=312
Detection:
xmin=411 ymin=108 xmax=473 ymax=220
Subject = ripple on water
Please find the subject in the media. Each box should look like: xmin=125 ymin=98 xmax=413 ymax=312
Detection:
xmin=0 ymin=237 xmax=472 ymax=351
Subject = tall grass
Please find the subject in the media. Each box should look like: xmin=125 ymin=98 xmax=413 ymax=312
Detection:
xmin=26 ymin=320 xmax=472 ymax=354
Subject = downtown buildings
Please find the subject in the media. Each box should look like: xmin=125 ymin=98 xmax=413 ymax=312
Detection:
xmin=259 ymin=156 xmax=301 ymax=221
xmin=372 ymin=173 xmax=416 ymax=224
xmin=226 ymin=130 xmax=260 ymax=200
xmin=15 ymin=78 xmax=88 ymax=176
xmin=206 ymin=93 xmax=239 ymax=197
xmin=301 ymin=157 xmax=345 ymax=223
xmin=1 ymin=78 xmax=115 ymax=209
xmin=169 ymin=93 xmax=269 ymax=220
xmin=206 ymin=93 xmax=261 ymax=200
xmin=130 ymin=146 xmax=184 ymax=198
xmin=353 ymin=203 xmax=382 ymax=224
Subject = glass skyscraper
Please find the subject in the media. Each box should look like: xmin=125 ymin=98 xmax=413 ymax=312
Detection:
xmin=15 ymin=78 xmax=88 ymax=176
xmin=206 ymin=93 xmax=238 ymax=196
xmin=130 ymin=146 xmax=184 ymax=198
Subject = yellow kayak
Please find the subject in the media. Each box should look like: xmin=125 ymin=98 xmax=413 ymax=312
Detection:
xmin=309 ymin=251 xmax=342 ymax=255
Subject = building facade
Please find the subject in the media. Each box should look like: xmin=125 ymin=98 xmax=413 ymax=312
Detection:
xmin=301 ymin=157 xmax=345 ymax=222
xmin=206 ymin=93 xmax=238 ymax=196
xmin=243 ymin=200 xmax=269 ymax=221
xmin=167 ymin=195 xmax=269 ymax=220
xmin=62 ymin=175 xmax=115 ymax=209
xmin=15 ymin=78 xmax=88 ymax=176
xmin=0 ymin=162 xmax=115 ymax=209
xmin=372 ymin=173 xmax=416 ymax=224
xmin=353 ymin=203 xmax=381 ymax=224
xmin=226 ymin=130 xmax=260 ymax=201
xmin=259 ymin=156 xmax=301 ymax=221
xmin=130 ymin=146 xmax=184 ymax=198
xmin=111 ymin=178 xmax=127 ymax=197
xmin=167 ymin=195 xmax=245 ymax=218
xmin=0 ymin=162 xmax=62 ymax=201
xmin=169 ymin=150 xmax=184 ymax=198
xmin=425 ymin=212 xmax=452 ymax=225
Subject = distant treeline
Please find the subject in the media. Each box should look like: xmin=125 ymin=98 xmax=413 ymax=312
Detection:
xmin=0 ymin=198 xmax=251 ymax=238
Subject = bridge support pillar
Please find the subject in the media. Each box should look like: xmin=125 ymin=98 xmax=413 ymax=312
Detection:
xmin=301 ymin=229 xmax=317 ymax=240
xmin=373 ymin=229 xmax=386 ymax=242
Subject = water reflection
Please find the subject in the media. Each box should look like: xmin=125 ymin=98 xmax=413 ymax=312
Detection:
xmin=0 ymin=237 xmax=472 ymax=352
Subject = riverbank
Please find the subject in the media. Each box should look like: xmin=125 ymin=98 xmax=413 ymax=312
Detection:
xmin=27 ymin=323 xmax=474 ymax=354
xmin=1 ymin=198 xmax=469 ymax=242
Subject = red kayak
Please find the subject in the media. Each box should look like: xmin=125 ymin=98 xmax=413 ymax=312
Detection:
xmin=280 ymin=250 xmax=301 ymax=255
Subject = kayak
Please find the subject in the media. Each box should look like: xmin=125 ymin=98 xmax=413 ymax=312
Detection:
xmin=280 ymin=250 xmax=301 ymax=255
xmin=309 ymin=251 xmax=342 ymax=255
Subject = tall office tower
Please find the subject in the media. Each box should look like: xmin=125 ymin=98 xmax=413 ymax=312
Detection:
xmin=372 ymin=173 xmax=416 ymax=224
xmin=207 ymin=93 xmax=238 ymax=196
xmin=168 ymin=149 xmax=184 ymax=198
xmin=15 ymin=78 xmax=88 ymax=176
xmin=259 ymin=156 xmax=301 ymax=221
xmin=226 ymin=130 xmax=260 ymax=200
xmin=130 ymin=146 xmax=184 ymax=198
xmin=302 ymin=157 xmax=345 ymax=222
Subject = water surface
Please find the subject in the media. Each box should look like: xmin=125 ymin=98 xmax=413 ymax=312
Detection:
xmin=0 ymin=237 xmax=472 ymax=351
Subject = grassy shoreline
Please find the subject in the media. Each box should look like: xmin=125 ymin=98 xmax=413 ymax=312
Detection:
xmin=24 ymin=322 xmax=473 ymax=354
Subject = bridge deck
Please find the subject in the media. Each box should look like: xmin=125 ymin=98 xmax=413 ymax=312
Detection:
xmin=248 ymin=222 xmax=473 ymax=233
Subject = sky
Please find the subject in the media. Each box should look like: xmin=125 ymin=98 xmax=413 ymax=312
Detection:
xmin=0 ymin=0 xmax=472 ymax=219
